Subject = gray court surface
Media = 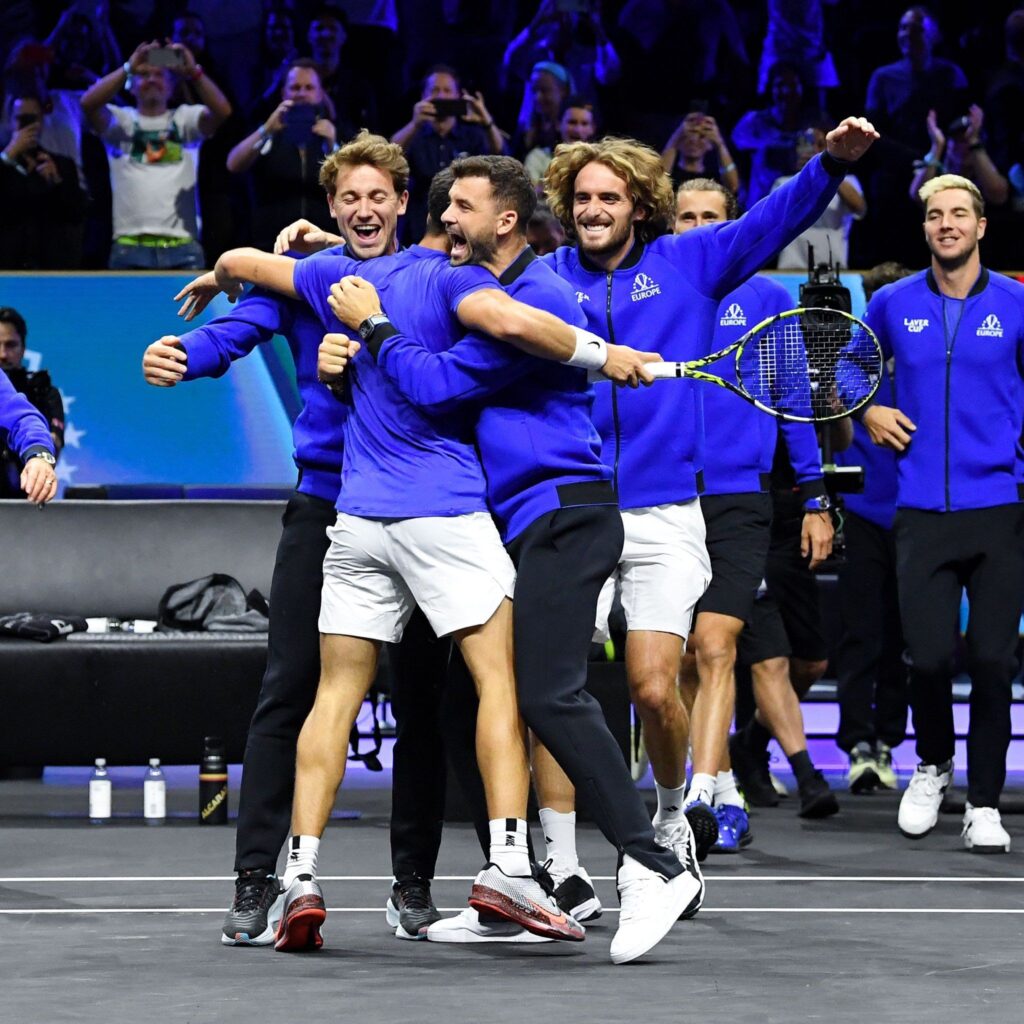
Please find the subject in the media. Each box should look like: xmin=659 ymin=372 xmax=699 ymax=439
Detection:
xmin=3 ymin=776 xmax=1024 ymax=1024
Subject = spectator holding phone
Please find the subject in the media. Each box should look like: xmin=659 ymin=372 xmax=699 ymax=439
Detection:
xmin=661 ymin=110 xmax=739 ymax=192
xmin=80 ymin=39 xmax=231 ymax=269
xmin=391 ymin=64 xmax=506 ymax=241
xmin=0 ymin=89 xmax=88 ymax=268
xmin=226 ymin=60 xmax=340 ymax=253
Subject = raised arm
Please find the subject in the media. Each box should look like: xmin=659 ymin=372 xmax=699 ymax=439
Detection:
xmin=175 ymin=248 xmax=299 ymax=321
xmin=688 ymin=117 xmax=879 ymax=301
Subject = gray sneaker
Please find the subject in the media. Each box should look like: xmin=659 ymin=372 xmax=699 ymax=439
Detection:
xmin=274 ymin=875 xmax=326 ymax=952
xmin=221 ymin=870 xmax=283 ymax=946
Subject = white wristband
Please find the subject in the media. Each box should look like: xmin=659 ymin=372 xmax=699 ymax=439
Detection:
xmin=564 ymin=327 xmax=607 ymax=371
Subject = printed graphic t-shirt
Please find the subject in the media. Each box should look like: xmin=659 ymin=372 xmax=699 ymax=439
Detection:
xmin=101 ymin=105 xmax=205 ymax=239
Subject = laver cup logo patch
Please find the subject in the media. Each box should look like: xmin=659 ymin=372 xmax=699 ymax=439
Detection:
xmin=720 ymin=303 xmax=746 ymax=326
xmin=977 ymin=314 xmax=1004 ymax=337
xmin=630 ymin=272 xmax=661 ymax=302
xmin=903 ymin=317 xmax=929 ymax=333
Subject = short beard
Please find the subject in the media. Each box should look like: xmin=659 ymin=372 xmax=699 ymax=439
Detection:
xmin=453 ymin=234 xmax=498 ymax=268
xmin=932 ymin=238 xmax=977 ymax=272
xmin=577 ymin=219 xmax=633 ymax=259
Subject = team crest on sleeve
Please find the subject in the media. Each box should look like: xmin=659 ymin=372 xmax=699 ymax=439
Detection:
xmin=976 ymin=314 xmax=1004 ymax=337
xmin=903 ymin=317 xmax=929 ymax=333
xmin=720 ymin=303 xmax=747 ymax=326
xmin=630 ymin=272 xmax=661 ymax=302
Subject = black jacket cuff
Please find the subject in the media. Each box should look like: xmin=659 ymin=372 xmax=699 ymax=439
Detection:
xmin=820 ymin=151 xmax=853 ymax=178
xmin=365 ymin=322 xmax=399 ymax=361
xmin=797 ymin=477 xmax=828 ymax=502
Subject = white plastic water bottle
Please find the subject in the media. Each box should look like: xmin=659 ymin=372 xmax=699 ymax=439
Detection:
xmin=143 ymin=758 xmax=166 ymax=825
xmin=89 ymin=758 xmax=112 ymax=824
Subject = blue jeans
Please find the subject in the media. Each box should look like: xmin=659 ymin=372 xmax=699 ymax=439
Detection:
xmin=108 ymin=239 xmax=205 ymax=270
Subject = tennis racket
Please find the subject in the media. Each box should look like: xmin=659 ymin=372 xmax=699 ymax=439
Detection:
xmin=644 ymin=306 xmax=883 ymax=423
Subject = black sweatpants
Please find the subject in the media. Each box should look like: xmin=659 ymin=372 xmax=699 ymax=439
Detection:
xmin=835 ymin=511 xmax=908 ymax=753
xmin=233 ymin=492 xmax=449 ymax=877
xmin=508 ymin=502 xmax=681 ymax=879
xmin=896 ymin=504 xmax=1024 ymax=807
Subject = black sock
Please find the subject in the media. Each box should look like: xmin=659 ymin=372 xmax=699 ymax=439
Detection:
xmin=743 ymin=718 xmax=773 ymax=754
xmin=788 ymin=749 xmax=816 ymax=785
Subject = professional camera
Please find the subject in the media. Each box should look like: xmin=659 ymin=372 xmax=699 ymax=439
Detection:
xmin=2 ymin=366 xmax=54 ymax=417
xmin=799 ymin=247 xmax=863 ymax=571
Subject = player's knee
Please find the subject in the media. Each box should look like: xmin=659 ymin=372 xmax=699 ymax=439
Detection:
xmin=630 ymin=671 xmax=677 ymax=717
xmin=695 ymin=633 xmax=737 ymax=674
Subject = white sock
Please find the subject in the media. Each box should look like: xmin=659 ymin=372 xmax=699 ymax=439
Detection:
xmin=686 ymin=772 xmax=716 ymax=808
xmin=538 ymin=807 xmax=578 ymax=873
xmin=714 ymin=770 xmax=744 ymax=809
xmin=282 ymin=835 xmax=320 ymax=887
xmin=654 ymin=781 xmax=686 ymax=823
xmin=488 ymin=817 xmax=530 ymax=876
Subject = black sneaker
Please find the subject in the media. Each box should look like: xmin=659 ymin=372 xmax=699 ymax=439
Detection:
xmin=222 ymin=869 xmax=283 ymax=946
xmin=385 ymin=878 xmax=441 ymax=940
xmin=798 ymin=770 xmax=840 ymax=819
xmin=683 ymin=800 xmax=719 ymax=862
xmin=729 ymin=732 xmax=779 ymax=808
xmin=552 ymin=866 xmax=603 ymax=922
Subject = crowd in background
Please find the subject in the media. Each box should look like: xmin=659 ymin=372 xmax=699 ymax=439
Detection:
xmin=3 ymin=1 xmax=1024 ymax=271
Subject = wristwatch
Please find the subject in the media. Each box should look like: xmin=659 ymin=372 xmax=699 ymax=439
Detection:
xmin=803 ymin=494 xmax=832 ymax=513
xmin=30 ymin=451 xmax=56 ymax=466
xmin=358 ymin=313 xmax=391 ymax=340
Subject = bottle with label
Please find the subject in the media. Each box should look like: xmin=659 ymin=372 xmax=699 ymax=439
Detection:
xmin=89 ymin=758 xmax=112 ymax=824
xmin=144 ymin=758 xmax=166 ymax=825
xmin=199 ymin=736 xmax=228 ymax=825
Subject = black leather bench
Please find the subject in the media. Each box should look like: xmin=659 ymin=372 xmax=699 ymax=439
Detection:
xmin=0 ymin=500 xmax=283 ymax=767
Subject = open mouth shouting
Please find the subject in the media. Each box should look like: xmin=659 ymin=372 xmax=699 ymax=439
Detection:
xmin=447 ymin=226 xmax=469 ymax=263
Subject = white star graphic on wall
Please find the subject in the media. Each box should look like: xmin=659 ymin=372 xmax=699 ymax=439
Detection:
xmin=59 ymin=390 xmax=75 ymax=413
xmin=64 ymin=423 xmax=86 ymax=448
xmin=56 ymin=461 xmax=77 ymax=484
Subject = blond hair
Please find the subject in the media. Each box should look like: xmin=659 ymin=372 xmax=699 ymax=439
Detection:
xmin=918 ymin=173 xmax=984 ymax=218
xmin=544 ymin=137 xmax=674 ymax=243
xmin=318 ymin=129 xmax=410 ymax=196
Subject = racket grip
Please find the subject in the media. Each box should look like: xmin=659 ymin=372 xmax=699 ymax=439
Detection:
xmin=645 ymin=362 xmax=685 ymax=379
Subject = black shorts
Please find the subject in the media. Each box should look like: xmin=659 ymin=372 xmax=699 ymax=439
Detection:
xmin=696 ymin=492 xmax=772 ymax=623
xmin=737 ymin=491 xmax=827 ymax=666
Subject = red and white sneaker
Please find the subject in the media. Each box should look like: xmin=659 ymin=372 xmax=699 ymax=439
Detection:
xmin=274 ymin=875 xmax=326 ymax=952
xmin=469 ymin=863 xmax=585 ymax=942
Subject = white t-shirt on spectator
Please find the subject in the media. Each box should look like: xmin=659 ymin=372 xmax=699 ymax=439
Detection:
xmin=100 ymin=104 xmax=205 ymax=240
xmin=772 ymin=172 xmax=864 ymax=270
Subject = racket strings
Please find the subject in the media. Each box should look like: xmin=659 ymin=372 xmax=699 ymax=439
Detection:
xmin=738 ymin=314 xmax=880 ymax=419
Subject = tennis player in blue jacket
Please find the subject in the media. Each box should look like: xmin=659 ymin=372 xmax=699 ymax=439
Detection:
xmin=0 ymin=368 xmax=57 ymax=504
xmin=535 ymin=117 xmax=877 ymax=859
xmin=858 ymin=174 xmax=1024 ymax=853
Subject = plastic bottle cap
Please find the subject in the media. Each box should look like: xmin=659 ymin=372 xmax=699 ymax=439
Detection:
xmin=149 ymin=758 xmax=160 ymax=768
xmin=95 ymin=758 xmax=106 ymax=767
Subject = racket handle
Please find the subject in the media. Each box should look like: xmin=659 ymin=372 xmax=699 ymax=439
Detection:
xmin=645 ymin=362 xmax=685 ymax=379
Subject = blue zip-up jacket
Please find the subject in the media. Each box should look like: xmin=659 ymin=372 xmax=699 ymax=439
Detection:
xmin=836 ymin=362 xmax=897 ymax=529
xmin=374 ymin=247 xmax=613 ymax=542
xmin=863 ymin=267 xmax=1024 ymax=512
xmin=546 ymin=151 xmax=847 ymax=510
xmin=181 ymin=286 xmax=345 ymax=504
xmin=293 ymin=245 xmax=495 ymax=519
xmin=701 ymin=275 xmax=825 ymax=498
xmin=0 ymin=370 xmax=54 ymax=460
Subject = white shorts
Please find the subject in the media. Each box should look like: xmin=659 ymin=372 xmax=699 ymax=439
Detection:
xmin=594 ymin=500 xmax=712 ymax=643
xmin=319 ymin=511 xmax=516 ymax=643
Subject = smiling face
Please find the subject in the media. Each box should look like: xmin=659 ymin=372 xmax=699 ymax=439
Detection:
xmin=328 ymin=163 xmax=407 ymax=260
xmin=560 ymin=105 xmax=595 ymax=143
xmin=571 ymin=160 xmax=642 ymax=267
xmin=923 ymin=187 xmax=986 ymax=270
xmin=443 ymin=175 xmax=505 ymax=268
xmin=674 ymin=188 xmax=728 ymax=234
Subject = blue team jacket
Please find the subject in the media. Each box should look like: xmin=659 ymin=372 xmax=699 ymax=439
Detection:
xmin=0 ymin=371 xmax=54 ymax=460
xmin=181 ymin=287 xmax=346 ymax=505
xmin=864 ymin=267 xmax=1024 ymax=512
xmin=375 ymin=247 xmax=613 ymax=542
xmin=701 ymin=275 xmax=824 ymax=498
xmin=547 ymin=151 xmax=847 ymax=510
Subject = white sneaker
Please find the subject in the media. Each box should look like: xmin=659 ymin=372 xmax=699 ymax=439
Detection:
xmin=549 ymin=862 xmax=603 ymax=922
xmin=610 ymin=854 xmax=701 ymax=965
xmin=425 ymin=907 xmax=553 ymax=944
xmin=898 ymin=761 xmax=953 ymax=838
xmin=654 ymin=817 xmax=705 ymax=919
xmin=962 ymin=804 xmax=1011 ymax=854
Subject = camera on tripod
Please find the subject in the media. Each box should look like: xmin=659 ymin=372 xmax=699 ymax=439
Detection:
xmin=799 ymin=245 xmax=863 ymax=570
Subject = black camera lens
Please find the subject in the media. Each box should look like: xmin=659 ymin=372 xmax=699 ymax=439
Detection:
xmin=946 ymin=115 xmax=971 ymax=138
